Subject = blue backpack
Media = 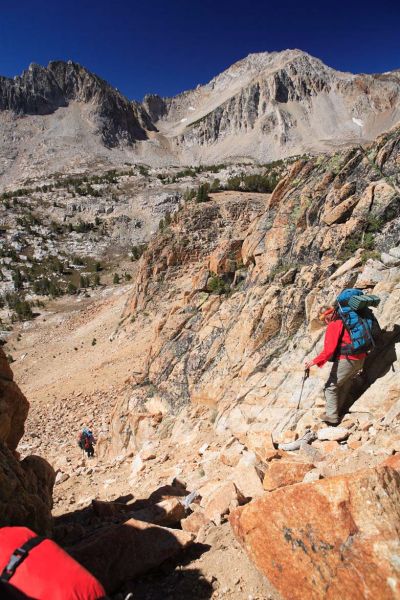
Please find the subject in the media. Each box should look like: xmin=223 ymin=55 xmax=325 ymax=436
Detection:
xmin=335 ymin=288 xmax=379 ymax=355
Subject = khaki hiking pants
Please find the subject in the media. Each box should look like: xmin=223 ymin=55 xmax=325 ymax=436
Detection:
xmin=324 ymin=357 xmax=365 ymax=421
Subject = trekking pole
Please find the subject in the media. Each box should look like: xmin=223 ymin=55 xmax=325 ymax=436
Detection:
xmin=296 ymin=368 xmax=310 ymax=410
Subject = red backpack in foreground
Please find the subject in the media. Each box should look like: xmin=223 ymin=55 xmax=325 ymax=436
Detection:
xmin=0 ymin=527 xmax=106 ymax=600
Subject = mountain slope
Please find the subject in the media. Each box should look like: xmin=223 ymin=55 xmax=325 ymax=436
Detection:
xmin=1 ymin=51 xmax=400 ymax=185
xmin=0 ymin=60 xmax=154 ymax=146
xmin=146 ymin=50 xmax=400 ymax=162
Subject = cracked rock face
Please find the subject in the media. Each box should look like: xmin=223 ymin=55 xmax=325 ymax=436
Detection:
xmin=102 ymin=125 xmax=400 ymax=459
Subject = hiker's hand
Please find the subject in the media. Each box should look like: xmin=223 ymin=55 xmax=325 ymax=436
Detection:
xmin=304 ymin=360 xmax=313 ymax=370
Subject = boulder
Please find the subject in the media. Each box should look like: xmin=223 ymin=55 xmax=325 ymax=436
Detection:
xmin=317 ymin=427 xmax=349 ymax=442
xmin=263 ymin=461 xmax=314 ymax=491
xmin=355 ymin=259 xmax=386 ymax=287
xmin=219 ymin=439 xmax=244 ymax=466
xmin=69 ymin=518 xmax=195 ymax=593
xmin=230 ymin=464 xmax=265 ymax=499
xmin=0 ymin=443 xmax=54 ymax=535
xmin=322 ymin=195 xmax=359 ymax=225
xmin=129 ymin=498 xmax=186 ymax=527
xmin=242 ymin=430 xmax=280 ymax=462
xmin=0 ymin=348 xmax=29 ymax=451
xmin=181 ymin=510 xmax=210 ymax=534
xmin=230 ymin=465 xmax=400 ymax=600
xmin=92 ymin=499 xmax=134 ymax=517
xmin=148 ymin=480 xmax=188 ymax=503
xmin=203 ymin=481 xmax=246 ymax=524
xmin=381 ymin=252 xmax=400 ymax=267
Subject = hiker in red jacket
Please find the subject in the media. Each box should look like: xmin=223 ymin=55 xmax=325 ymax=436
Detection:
xmin=305 ymin=307 xmax=366 ymax=425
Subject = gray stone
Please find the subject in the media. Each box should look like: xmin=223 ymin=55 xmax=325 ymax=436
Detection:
xmin=317 ymin=427 xmax=350 ymax=442
xmin=380 ymin=252 xmax=400 ymax=267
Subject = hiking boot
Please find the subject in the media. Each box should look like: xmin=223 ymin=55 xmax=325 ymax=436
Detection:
xmin=319 ymin=413 xmax=339 ymax=426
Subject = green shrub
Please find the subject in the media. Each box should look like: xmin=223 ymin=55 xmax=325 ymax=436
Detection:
xmin=196 ymin=184 xmax=210 ymax=203
xmin=67 ymin=282 xmax=78 ymax=294
xmin=206 ymin=275 xmax=230 ymax=295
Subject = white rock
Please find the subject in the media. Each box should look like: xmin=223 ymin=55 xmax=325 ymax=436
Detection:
xmin=55 ymin=471 xmax=69 ymax=485
xmin=380 ymin=252 xmax=400 ymax=267
xmin=303 ymin=469 xmax=322 ymax=483
xmin=389 ymin=247 xmax=400 ymax=259
xmin=130 ymin=454 xmax=145 ymax=477
xmin=198 ymin=443 xmax=209 ymax=456
xmin=317 ymin=427 xmax=350 ymax=442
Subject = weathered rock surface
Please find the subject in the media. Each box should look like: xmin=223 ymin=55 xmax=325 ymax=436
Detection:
xmin=69 ymin=518 xmax=195 ymax=593
xmin=317 ymin=427 xmax=350 ymax=442
xmin=104 ymin=124 xmax=400 ymax=466
xmin=0 ymin=349 xmax=55 ymax=535
xmin=0 ymin=443 xmax=55 ymax=535
xmin=0 ymin=61 xmax=154 ymax=146
xmin=263 ymin=461 xmax=314 ymax=491
xmin=231 ymin=465 xmax=400 ymax=600
xmin=203 ymin=481 xmax=246 ymax=525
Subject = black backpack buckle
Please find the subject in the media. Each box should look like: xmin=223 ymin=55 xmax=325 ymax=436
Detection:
xmin=1 ymin=536 xmax=44 ymax=582
xmin=2 ymin=547 xmax=28 ymax=579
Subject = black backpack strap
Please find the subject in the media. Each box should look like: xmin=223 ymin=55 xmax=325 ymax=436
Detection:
xmin=1 ymin=536 xmax=45 ymax=582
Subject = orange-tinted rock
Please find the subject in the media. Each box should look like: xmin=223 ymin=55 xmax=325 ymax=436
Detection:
xmin=382 ymin=453 xmax=400 ymax=472
xmin=203 ymin=481 xmax=246 ymax=524
xmin=318 ymin=440 xmax=340 ymax=454
xmin=70 ymin=518 xmax=195 ymax=593
xmin=192 ymin=268 xmax=210 ymax=292
xmin=220 ymin=440 xmax=244 ymax=467
xmin=239 ymin=430 xmax=282 ymax=462
xmin=347 ymin=439 xmax=362 ymax=450
xmin=208 ymin=239 xmax=242 ymax=275
xmin=181 ymin=510 xmax=210 ymax=534
xmin=231 ymin=465 xmax=400 ymax=600
xmin=263 ymin=461 xmax=314 ymax=491
xmin=230 ymin=464 xmax=265 ymax=499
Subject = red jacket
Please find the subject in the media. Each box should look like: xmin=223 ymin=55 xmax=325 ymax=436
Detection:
xmin=0 ymin=527 xmax=105 ymax=600
xmin=311 ymin=319 xmax=367 ymax=367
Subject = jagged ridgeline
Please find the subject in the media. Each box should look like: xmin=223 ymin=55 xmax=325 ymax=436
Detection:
xmin=1 ymin=50 xmax=400 ymax=184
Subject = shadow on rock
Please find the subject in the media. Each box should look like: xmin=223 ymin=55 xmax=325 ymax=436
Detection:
xmin=344 ymin=323 xmax=400 ymax=414
xmin=126 ymin=565 xmax=214 ymax=600
xmin=67 ymin=518 xmax=199 ymax=594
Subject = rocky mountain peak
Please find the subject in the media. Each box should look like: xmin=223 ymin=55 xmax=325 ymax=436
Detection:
xmin=1 ymin=51 xmax=400 ymax=184
xmin=0 ymin=60 xmax=156 ymax=147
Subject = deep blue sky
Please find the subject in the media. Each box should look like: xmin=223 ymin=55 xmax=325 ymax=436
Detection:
xmin=1 ymin=0 xmax=399 ymax=101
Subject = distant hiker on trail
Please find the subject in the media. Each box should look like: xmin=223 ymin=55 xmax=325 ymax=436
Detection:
xmin=78 ymin=428 xmax=96 ymax=458
xmin=304 ymin=288 xmax=380 ymax=426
